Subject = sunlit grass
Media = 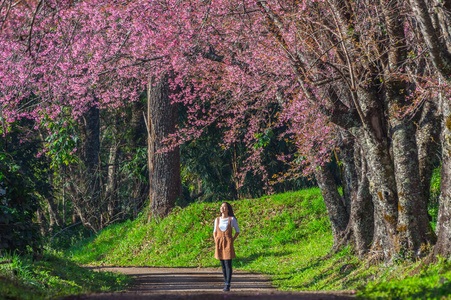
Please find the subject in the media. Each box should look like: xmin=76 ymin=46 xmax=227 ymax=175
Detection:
xmin=0 ymin=251 xmax=132 ymax=299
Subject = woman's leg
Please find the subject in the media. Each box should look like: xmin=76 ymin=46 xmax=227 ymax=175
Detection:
xmin=225 ymin=259 xmax=232 ymax=285
xmin=220 ymin=260 xmax=227 ymax=283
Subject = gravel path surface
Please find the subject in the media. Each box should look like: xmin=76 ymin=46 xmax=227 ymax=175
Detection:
xmin=64 ymin=267 xmax=354 ymax=300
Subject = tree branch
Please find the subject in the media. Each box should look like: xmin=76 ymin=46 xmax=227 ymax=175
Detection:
xmin=26 ymin=0 xmax=44 ymax=57
xmin=409 ymin=0 xmax=451 ymax=80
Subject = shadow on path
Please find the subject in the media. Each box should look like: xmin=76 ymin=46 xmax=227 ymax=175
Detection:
xmin=68 ymin=266 xmax=354 ymax=300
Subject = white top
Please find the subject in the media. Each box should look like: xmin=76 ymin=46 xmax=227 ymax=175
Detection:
xmin=213 ymin=216 xmax=240 ymax=233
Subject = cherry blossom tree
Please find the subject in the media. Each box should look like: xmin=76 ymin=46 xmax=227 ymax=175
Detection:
xmin=0 ymin=0 xmax=448 ymax=261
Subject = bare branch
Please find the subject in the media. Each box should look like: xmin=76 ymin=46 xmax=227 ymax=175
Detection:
xmin=26 ymin=0 xmax=45 ymax=56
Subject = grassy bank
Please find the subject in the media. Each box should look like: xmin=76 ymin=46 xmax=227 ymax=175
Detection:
xmin=0 ymin=252 xmax=132 ymax=299
xmin=67 ymin=187 xmax=451 ymax=299
xmin=68 ymin=189 xmax=330 ymax=269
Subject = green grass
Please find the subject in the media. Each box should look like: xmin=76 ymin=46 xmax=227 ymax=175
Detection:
xmin=0 ymin=252 xmax=132 ymax=299
xmin=66 ymin=187 xmax=451 ymax=299
xmin=68 ymin=188 xmax=330 ymax=269
xmin=356 ymin=258 xmax=451 ymax=299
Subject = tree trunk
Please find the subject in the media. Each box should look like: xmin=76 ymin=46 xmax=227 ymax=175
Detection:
xmin=361 ymin=129 xmax=398 ymax=260
xmin=147 ymin=74 xmax=181 ymax=218
xmin=105 ymin=122 xmax=119 ymax=220
xmin=350 ymin=143 xmax=374 ymax=258
xmin=74 ymin=105 xmax=101 ymax=230
xmin=429 ymin=93 xmax=451 ymax=259
xmin=46 ymin=196 xmax=61 ymax=232
xmin=409 ymin=0 xmax=451 ymax=80
xmin=81 ymin=106 xmax=101 ymax=181
xmin=337 ymin=129 xmax=356 ymax=216
xmin=409 ymin=0 xmax=451 ymax=262
xmin=333 ymin=130 xmax=374 ymax=257
xmin=62 ymin=168 xmax=66 ymax=226
xmin=36 ymin=208 xmax=47 ymax=237
xmin=391 ymin=116 xmax=436 ymax=256
xmin=46 ymin=171 xmax=62 ymax=231
xmin=37 ymin=131 xmax=63 ymax=231
xmin=130 ymin=98 xmax=149 ymax=211
xmin=314 ymin=162 xmax=349 ymax=247
xmin=417 ymin=98 xmax=441 ymax=203
xmin=385 ymin=66 xmax=436 ymax=255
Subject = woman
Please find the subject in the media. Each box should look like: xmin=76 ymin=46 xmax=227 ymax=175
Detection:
xmin=213 ymin=202 xmax=240 ymax=292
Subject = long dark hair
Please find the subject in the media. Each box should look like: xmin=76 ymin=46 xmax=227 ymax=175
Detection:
xmin=222 ymin=202 xmax=236 ymax=219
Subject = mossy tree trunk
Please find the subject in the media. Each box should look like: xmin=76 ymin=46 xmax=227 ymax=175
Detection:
xmin=409 ymin=0 xmax=451 ymax=261
xmin=386 ymin=79 xmax=436 ymax=256
xmin=334 ymin=130 xmax=374 ymax=257
xmin=390 ymin=110 xmax=437 ymax=256
xmin=350 ymin=143 xmax=374 ymax=258
xmin=352 ymin=84 xmax=399 ymax=260
xmin=337 ymin=130 xmax=355 ymax=216
xmin=417 ymin=98 xmax=441 ymax=204
xmin=314 ymin=162 xmax=349 ymax=247
xmin=430 ymin=96 xmax=451 ymax=259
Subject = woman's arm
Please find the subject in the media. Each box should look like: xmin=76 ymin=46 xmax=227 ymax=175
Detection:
xmin=232 ymin=217 xmax=240 ymax=241
xmin=213 ymin=218 xmax=217 ymax=240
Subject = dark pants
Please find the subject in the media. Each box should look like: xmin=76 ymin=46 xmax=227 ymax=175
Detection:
xmin=220 ymin=259 xmax=232 ymax=284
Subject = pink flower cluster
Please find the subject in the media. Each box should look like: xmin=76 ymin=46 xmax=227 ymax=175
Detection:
xmin=1 ymin=0 xmax=445 ymax=186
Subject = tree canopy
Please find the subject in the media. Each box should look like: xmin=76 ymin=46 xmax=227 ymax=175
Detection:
xmin=1 ymin=0 xmax=451 ymax=262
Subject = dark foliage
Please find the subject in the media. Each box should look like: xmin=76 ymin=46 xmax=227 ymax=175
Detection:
xmin=0 ymin=152 xmax=41 ymax=254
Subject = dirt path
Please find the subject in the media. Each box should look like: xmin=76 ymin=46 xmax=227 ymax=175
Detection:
xmin=66 ymin=267 xmax=354 ymax=299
